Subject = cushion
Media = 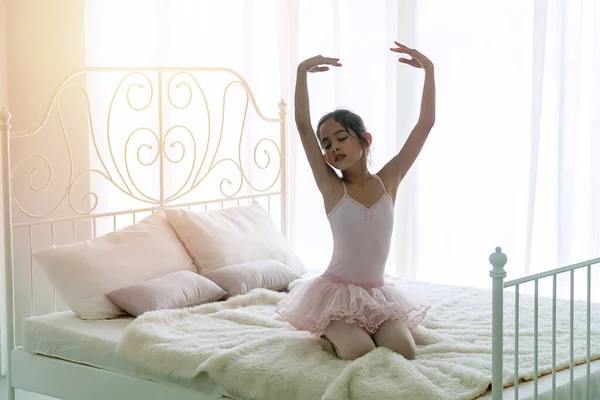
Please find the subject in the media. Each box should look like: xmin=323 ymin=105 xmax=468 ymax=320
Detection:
xmin=202 ymin=259 xmax=301 ymax=297
xmin=106 ymin=270 xmax=226 ymax=317
xmin=165 ymin=203 xmax=307 ymax=274
xmin=33 ymin=212 xmax=196 ymax=320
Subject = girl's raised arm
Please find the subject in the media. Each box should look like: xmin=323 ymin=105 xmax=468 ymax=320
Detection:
xmin=379 ymin=42 xmax=436 ymax=194
xmin=295 ymin=56 xmax=342 ymax=194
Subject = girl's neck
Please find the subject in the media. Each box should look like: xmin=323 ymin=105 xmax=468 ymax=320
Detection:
xmin=341 ymin=162 xmax=371 ymax=187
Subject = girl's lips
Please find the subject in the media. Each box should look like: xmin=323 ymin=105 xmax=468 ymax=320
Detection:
xmin=335 ymin=155 xmax=346 ymax=162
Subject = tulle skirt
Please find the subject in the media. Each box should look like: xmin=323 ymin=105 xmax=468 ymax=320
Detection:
xmin=276 ymin=275 xmax=430 ymax=336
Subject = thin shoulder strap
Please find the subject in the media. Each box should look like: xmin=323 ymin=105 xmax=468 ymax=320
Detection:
xmin=373 ymin=174 xmax=389 ymax=195
xmin=341 ymin=179 xmax=347 ymax=195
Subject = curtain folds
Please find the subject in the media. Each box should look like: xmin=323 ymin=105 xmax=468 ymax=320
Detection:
xmin=84 ymin=0 xmax=600 ymax=298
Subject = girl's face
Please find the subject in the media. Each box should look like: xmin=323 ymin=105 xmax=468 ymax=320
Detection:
xmin=319 ymin=118 xmax=369 ymax=170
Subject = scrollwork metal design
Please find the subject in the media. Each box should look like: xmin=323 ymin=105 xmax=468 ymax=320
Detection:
xmin=8 ymin=68 xmax=284 ymax=219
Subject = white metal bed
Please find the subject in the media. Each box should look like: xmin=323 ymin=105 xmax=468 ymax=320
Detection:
xmin=0 ymin=67 xmax=599 ymax=400
xmin=0 ymin=66 xmax=287 ymax=400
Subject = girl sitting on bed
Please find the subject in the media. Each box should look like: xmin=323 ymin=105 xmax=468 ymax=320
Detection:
xmin=276 ymin=41 xmax=435 ymax=361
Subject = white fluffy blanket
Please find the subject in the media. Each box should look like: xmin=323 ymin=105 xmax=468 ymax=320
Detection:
xmin=117 ymin=278 xmax=600 ymax=400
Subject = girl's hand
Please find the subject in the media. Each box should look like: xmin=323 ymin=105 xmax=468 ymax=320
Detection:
xmin=390 ymin=41 xmax=433 ymax=70
xmin=299 ymin=55 xmax=342 ymax=73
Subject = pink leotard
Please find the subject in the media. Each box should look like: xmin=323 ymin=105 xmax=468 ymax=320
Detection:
xmin=277 ymin=175 xmax=429 ymax=336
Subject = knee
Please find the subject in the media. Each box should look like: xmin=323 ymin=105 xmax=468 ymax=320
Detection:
xmin=401 ymin=341 xmax=416 ymax=360
xmin=373 ymin=321 xmax=417 ymax=360
xmin=336 ymin=339 xmax=376 ymax=361
xmin=375 ymin=338 xmax=416 ymax=359
xmin=389 ymin=340 xmax=416 ymax=359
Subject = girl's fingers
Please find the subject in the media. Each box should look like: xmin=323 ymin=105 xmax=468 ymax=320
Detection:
xmin=319 ymin=56 xmax=341 ymax=64
xmin=390 ymin=47 xmax=414 ymax=55
xmin=392 ymin=42 xmax=417 ymax=54
xmin=392 ymin=48 xmax=424 ymax=61
xmin=391 ymin=42 xmax=430 ymax=67
xmin=399 ymin=58 xmax=421 ymax=68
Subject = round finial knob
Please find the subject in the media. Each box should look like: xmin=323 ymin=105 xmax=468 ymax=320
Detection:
xmin=489 ymin=246 xmax=508 ymax=269
xmin=0 ymin=106 xmax=11 ymax=125
xmin=278 ymin=99 xmax=287 ymax=116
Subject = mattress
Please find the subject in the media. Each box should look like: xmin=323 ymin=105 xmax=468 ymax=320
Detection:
xmin=20 ymin=269 xmax=329 ymax=398
xmin=22 ymin=310 xmax=230 ymax=399
xmin=21 ymin=273 xmax=600 ymax=400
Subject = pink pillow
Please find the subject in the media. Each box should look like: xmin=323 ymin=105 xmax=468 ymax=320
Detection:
xmin=202 ymin=259 xmax=301 ymax=297
xmin=106 ymin=270 xmax=226 ymax=317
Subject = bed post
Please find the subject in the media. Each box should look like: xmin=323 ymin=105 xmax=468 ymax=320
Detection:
xmin=489 ymin=246 xmax=507 ymax=400
xmin=0 ymin=106 xmax=15 ymax=400
xmin=278 ymin=99 xmax=288 ymax=238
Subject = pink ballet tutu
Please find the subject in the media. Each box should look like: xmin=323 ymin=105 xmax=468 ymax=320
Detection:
xmin=276 ymin=275 xmax=430 ymax=336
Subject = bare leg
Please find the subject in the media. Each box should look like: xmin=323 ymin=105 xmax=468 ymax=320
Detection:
xmin=324 ymin=320 xmax=376 ymax=360
xmin=372 ymin=319 xmax=416 ymax=360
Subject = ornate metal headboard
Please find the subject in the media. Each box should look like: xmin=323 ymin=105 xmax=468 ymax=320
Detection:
xmin=0 ymin=67 xmax=287 ymax=347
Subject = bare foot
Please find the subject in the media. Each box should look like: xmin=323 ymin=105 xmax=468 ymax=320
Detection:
xmin=317 ymin=335 xmax=337 ymax=356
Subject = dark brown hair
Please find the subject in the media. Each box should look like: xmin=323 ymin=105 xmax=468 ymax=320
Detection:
xmin=316 ymin=109 xmax=371 ymax=161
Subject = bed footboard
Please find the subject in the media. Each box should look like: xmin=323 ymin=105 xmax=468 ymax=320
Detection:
xmin=489 ymin=247 xmax=600 ymax=399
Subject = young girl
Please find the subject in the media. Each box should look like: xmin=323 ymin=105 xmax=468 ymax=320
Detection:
xmin=277 ymin=41 xmax=435 ymax=361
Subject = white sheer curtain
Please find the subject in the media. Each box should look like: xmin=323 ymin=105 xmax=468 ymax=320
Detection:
xmin=84 ymin=0 xmax=286 ymax=231
xmin=84 ymin=0 xmax=600 ymax=298
xmin=407 ymin=0 xmax=600 ymax=300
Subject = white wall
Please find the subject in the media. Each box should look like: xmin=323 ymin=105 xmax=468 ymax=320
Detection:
xmin=6 ymin=0 xmax=86 ymax=130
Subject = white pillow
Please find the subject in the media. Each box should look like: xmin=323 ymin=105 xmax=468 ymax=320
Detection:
xmin=165 ymin=203 xmax=307 ymax=275
xmin=33 ymin=212 xmax=196 ymax=320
